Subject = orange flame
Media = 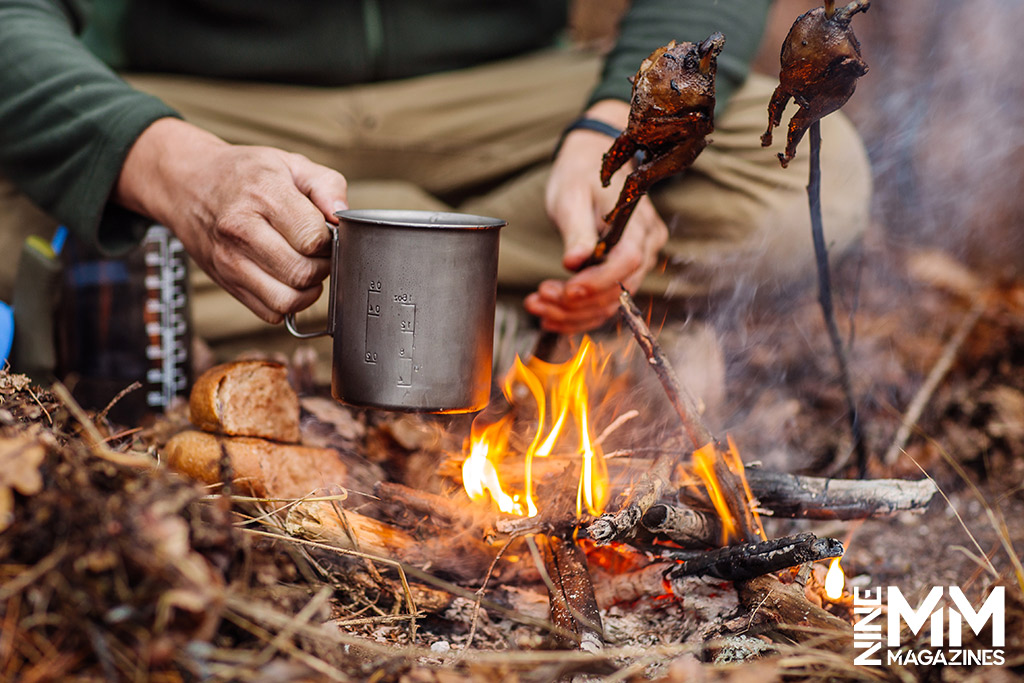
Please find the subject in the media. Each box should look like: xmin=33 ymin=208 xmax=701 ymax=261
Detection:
xmin=462 ymin=336 xmax=611 ymax=518
xmin=691 ymin=436 xmax=766 ymax=544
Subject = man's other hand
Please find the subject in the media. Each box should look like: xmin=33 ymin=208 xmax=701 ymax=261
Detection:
xmin=528 ymin=100 xmax=668 ymax=334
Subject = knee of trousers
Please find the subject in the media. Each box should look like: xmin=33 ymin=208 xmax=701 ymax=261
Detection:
xmin=643 ymin=109 xmax=873 ymax=301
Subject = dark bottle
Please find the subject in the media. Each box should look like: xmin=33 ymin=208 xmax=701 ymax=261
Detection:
xmin=58 ymin=225 xmax=191 ymax=424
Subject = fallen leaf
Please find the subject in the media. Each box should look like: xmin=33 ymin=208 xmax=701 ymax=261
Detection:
xmin=0 ymin=434 xmax=47 ymax=531
xmin=0 ymin=373 xmax=32 ymax=396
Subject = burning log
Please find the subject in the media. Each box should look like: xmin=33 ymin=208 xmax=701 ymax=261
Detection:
xmin=374 ymin=481 xmax=479 ymax=529
xmin=665 ymin=532 xmax=843 ymax=583
xmin=533 ymin=534 xmax=604 ymax=651
xmin=741 ymin=468 xmax=938 ymax=519
xmin=734 ymin=573 xmax=852 ymax=650
xmin=591 ymin=562 xmax=674 ymax=608
xmin=640 ymin=503 xmax=721 ymax=549
xmin=584 ymin=451 xmax=674 ymax=545
xmin=285 ymin=500 xmax=495 ymax=583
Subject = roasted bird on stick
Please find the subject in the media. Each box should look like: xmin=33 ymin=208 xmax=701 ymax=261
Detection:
xmin=585 ymin=32 xmax=725 ymax=267
xmin=532 ymin=33 xmax=724 ymax=361
xmin=761 ymin=0 xmax=869 ymax=167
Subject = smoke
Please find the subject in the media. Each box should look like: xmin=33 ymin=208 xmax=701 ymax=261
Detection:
xmin=851 ymin=0 xmax=1024 ymax=276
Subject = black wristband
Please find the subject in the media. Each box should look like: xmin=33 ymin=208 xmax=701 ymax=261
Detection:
xmin=553 ymin=117 xmax=622 ymax=158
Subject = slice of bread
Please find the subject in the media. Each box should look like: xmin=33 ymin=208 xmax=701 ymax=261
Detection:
xmin=189 ymin=361 xmax=300 ymax=443
xmin=165 ymin=430 xmax=347 ymax=499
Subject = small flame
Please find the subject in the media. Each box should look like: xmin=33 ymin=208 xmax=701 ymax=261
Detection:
xmin=825 ymin=557 xmax=845 ymax=600
xmin=462 ymin=415 xmax=521 ymax=514
xmin=462 ymin=336 xmax=611 ymax=518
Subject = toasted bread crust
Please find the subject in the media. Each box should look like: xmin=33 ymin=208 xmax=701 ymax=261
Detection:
xmin=189 ymin=361 xmax=300 ymax=443
xmin=165 ymin=430 xmax=347 ymax=498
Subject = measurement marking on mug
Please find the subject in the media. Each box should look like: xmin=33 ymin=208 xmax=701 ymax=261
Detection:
xmin=398 ymin=302 xmax=415 ymax=334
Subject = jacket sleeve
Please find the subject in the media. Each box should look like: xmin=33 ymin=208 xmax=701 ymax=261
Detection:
xmin=588 ymin=0 xmax=772 ymax=115
xmin=0 ymin=0 xmax=180 ymax=253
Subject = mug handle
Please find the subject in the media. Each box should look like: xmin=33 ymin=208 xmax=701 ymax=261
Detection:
xmin=285 ymin=223 xmax=338 ymax=339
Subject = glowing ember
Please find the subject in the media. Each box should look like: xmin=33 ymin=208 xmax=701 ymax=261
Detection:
xmin=461 ymin=336 xmax=611 ymax=518
xmin=824 ymin=557 xmax=845 ymax=600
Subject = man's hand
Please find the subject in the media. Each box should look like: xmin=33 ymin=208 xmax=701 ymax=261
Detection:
xmin=526 ymin=100 xmax=668 ymax=334
xmin=114 ymin=118 xmax=348 ymax=323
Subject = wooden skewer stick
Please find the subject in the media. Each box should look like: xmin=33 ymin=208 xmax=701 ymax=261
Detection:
xmin=807 ymin=120 xmax=869 ymax=476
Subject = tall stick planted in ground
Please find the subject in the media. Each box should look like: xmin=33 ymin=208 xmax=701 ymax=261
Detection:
xmin=761 ymin=0 xmax=871 ymax=475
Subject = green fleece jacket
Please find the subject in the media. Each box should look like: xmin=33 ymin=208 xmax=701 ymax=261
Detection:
xmin=0 ymin=0 xmax=770 ymax=253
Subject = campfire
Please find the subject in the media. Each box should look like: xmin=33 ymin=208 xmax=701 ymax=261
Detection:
xmin=4 ymin=2 xmax=1024 ymax=680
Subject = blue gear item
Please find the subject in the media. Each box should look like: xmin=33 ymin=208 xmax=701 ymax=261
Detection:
xmin=0 ymin=301 xmax=13 ymax=367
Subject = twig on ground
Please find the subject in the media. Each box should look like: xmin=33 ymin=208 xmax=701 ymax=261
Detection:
xmin=51 ymin=382 xmax=155 ymax=468
xmin=95 ymin=381 xmax=142 ymax=424
xmin=883 ymin=296 xmax=986 ymax=465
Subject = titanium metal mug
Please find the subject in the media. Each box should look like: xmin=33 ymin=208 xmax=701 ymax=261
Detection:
xmin=286 ymin=209 xmax=505 ymax=413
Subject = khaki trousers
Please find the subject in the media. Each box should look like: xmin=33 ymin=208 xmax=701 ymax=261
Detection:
xmin=1 ymin=47 xmax=871 ymax=362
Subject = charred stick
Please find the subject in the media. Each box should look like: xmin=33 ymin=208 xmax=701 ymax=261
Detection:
xmin=665 ymin=532 xmax=843 ymax=583
xmin=534 ymin=534 xmax=604 ymax=651
xmin=585 ymin=447 xmax=676 ymax=545
xmin=742 ymin=467 xmax=937 ymax=519
xmin=808 ymin=121 xmax=868 ymax=476
xmin=641 ymin=503 xmax=721 ymax=549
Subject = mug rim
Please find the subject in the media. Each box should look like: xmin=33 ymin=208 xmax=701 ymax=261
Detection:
xmin=335 ymin=208 xmax=505 ymax=230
